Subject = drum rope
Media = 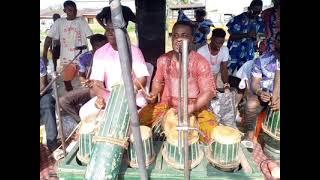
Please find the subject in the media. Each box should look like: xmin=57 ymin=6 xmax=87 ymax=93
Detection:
xmin=92 ymin=135 xmax=129 ymax=149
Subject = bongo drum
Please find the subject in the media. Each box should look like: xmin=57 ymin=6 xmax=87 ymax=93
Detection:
xmin=76 ymin=122 xmax=96 ymax=165
xmin=262 ymin=108 xmax=280 ymax=140
xmin=128 ymin=126 xmax=155 ymax=168
xmin=162 ymin=131 xmax=203 ymax=170
xmin=207 ymin=126 xmax=242 ymax=171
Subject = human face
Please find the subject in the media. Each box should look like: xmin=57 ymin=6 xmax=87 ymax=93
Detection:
xmin=105 ymin=22 xmax=117 ymax=48
xmin=64 ymin=5 xmax=77 ymax=20
xmin=249 ymin=5 xmax=262 ymax=18
xmin=171 ymin=24 xmax=193 ymax=53
xmin=210 ymin=36 xmax=225 ymax=51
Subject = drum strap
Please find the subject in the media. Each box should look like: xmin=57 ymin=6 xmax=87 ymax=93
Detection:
xmin=92 ymin=136 xmax=129 ymax=149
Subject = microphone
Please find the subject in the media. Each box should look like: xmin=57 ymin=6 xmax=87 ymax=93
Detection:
xmin=75 ymin=45 xmax=88 ymax=50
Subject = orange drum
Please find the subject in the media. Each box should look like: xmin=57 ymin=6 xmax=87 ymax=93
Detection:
xmin=63 ymin=63 xmax=78 ymax=81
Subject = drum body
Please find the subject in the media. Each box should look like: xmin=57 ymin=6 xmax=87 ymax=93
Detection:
xmin=207 ymin=126 xmax=241 ymax=171
xmin=262 ymin=132 xmax=280 ymax=160
xmin=128 ymin=126 xmax=155 ymax=168
xmin=162 ymin=133 xmax=203 ymax=170
xmin=262 ymin=109 xmax=280 ymax=140
xmin=76 ymin=122 xmax=96 ymax=165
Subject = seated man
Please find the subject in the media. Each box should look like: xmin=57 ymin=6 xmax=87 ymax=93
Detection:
xmin=141 ymin=21 xmax=217 ymax=143
xmin=243 ymin=32 xmax=280 ymax=142
xmin=59 ymin=34 xmax=107 ymax=123
xmin=197 ymin=28 xmax=230 ymax=91
xmin=79 ymin=18 xmax=150 ymax=121
xmin=40 ymin=58 xmax=58 ymax=152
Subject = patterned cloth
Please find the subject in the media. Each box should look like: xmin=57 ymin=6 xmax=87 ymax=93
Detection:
xmin=139 ymin=103 xmax=218 ymax=144
xmin=227 ymin=12 xmax=265 ymax=73
xmin=251 ymin=52 xmax=279 ymax=93
xmin=260 ymin=7 xmax=280 ymax=52
xmin=177 ymin=9 xmax=213 ymax=48
xmin=153 ymin=50 xmax=216 ymax=108
xmin=40 ymin=58 xmax=47 ymax=77
xmin=78 ymin=51 xmax=94 ymax=75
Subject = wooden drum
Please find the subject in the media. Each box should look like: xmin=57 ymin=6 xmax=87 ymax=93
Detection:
xmin=207 ymin=126 xmax=242 ymax=171
xmin=128 ymin=126 xmax=155 ymax=168
xmin=262 ymin=109 xmax=280 ymax=141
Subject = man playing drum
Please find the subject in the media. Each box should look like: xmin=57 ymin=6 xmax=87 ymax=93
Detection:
xmin=243 ymin=32 xmax=280 ymax=143
xmin=79 ymin=18 xmax=150 ymax=122
xmin=142 ymin=21 xmax=218 ymax=143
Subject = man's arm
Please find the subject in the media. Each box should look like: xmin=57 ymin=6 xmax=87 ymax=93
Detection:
xmin=96 ymin=8 xmax=107 ymax=29
xmin=42 ymin=36 xmax=53 ymax=65
xmin=126 ymin=6 xmax=136 ymax=23
xmin=40 ymin=75 xmax=48 ymax=92
xmin=220 ymin=61 xmax=229 ymax=85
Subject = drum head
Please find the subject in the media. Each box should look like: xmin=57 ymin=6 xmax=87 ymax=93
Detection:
xmin=211 ymin=126 xmax=242 ymax=144
xmin=130 ymin=126 xmax=152 ymax=142
xmin=79 ymin=122 xmax=96 ymax=134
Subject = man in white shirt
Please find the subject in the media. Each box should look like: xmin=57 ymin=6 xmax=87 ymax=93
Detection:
xmin=42 ymin=0 xmax=93 ymax=91
xmin=197 ymin=28 xmax=230 ymax=92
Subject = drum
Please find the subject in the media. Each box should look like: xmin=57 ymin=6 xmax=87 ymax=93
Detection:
xmin=162 ymin=131 xmax=204 ymax=170
xmin=76 ymin=122 xmax=96 ymax=165
xmin=128 ymin=126 xmax=155 ymax=168
xmin=162 ymin=108 xmax=199 ymax=139
xmin=262 ymin=108 xmax=280 ymax=140
xmin=207 ymin=126 xmax=242 ymax=171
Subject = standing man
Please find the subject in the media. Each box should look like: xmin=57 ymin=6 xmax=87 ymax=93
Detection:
xmin=193 ymin=9 xmax=214 ymax=49
xmin=227 ymin=0 xmax=265 ymax=75
xmin=50 ymin=13 xmax=61 ymax=71
xmin=260 ymin=0 xmax=280 ymax=53
xmin=96 ymin=4 xmax=136 ymax=29
xmin=42 ymin=1 xmax=93 ymax=91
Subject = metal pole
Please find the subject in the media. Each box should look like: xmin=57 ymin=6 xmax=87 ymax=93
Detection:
xmin=109 ymin=0 xmax=148 ymax=179
xmin=182 ymin=39 xmax=190 ymax=180
xmin=178 ymin=53 xmax=183 ymax=148
xmin=52 ymin=71 xmax=67 ymax=157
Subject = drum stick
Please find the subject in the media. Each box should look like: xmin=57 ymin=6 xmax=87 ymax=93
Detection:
xmin=132 ymin=72 xmax=150 ymax=97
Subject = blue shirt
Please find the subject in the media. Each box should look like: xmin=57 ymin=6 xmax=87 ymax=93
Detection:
xmin=40 ymin=58 xmax=47 ymax=78
xmin=79 ymin=51 xmax=94 ymax=75
xmin=177 ymin=10 xmax=213 ymax=47
xmin=251 ymin=52 xmax=278 ymax=93
xmin=227 ymin=12 xmax=265 ymax=73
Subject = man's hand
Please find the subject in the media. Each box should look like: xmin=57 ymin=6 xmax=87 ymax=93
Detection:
xmin=270 ymin=97 xmax=280 ymax=111
xmin=81 ymin=79 xmax=94 ymax=88
xmin=95 ymin=96 xmax=106 ymax=109
xmin=259 ymin=91 xmax=271 ymax=102
xmin=188 ymin=104 xmax=197 ymax=115
xmin=146 ymin=92 xmax=158 ymax=104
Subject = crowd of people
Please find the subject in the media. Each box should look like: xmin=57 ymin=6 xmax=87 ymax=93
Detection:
xmin=40 ymin=0 xmax=280 ymax=154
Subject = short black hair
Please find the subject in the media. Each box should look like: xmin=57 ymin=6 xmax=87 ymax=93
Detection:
xmin=211 ymin=28 xmax=226 ymax=38
xmin=63 ymin=1 xmax=76 ymax=8
xmin=173 ymin=21 xmax=194 ymax=35
xmin=90 ymin=34 xmax=107 ymax=46
xmin=52 ymin=13 xmax=61 ymax=21
xmin=195 ymin=9 xmax=206 ymax=17
xmin=249 ymin=0 xmax=263 ymax=8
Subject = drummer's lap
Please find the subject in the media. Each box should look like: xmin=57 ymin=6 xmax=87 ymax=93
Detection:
xmin=79 ymin=96 xmax=100 ymax=121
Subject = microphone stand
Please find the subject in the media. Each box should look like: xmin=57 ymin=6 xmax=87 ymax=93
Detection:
xmin=40 ymin=49 xmax=83 ymax=157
